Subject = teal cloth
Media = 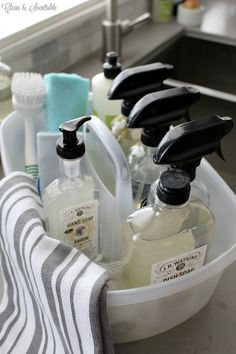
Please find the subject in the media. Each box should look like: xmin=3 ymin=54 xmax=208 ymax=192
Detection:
xmin=44 ymin=73 xmax=89 ymax=132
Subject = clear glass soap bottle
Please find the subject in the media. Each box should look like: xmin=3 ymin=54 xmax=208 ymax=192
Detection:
xmin=122 ymin=169 xmax=215 ymax=289
xmin=43 ymin=116 xmax=99 ymax=260
xmin=128 ymin=144 xmax=166 ymax=208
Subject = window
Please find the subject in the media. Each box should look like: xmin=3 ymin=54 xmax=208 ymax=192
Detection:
xmin=0 ymin=0 xmax=103 ymax=58
xmin=0 ymin=0 xmax=94 ymax=41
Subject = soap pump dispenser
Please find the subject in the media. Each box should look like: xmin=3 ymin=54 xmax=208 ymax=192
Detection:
xmin=148 ymin=115 xmax=234 ymax=206
xmin=107 ymin=62 xmax=173 ymax=155
xmin=92 ymin=51 xmax=122 ymax=126
xmin=43 ymin=116 xmax=99 ymax=260
xmin=122 ymin=169 xmax=215 ymax=289
xmin=127 ymin=86 xmax=200 ymax=208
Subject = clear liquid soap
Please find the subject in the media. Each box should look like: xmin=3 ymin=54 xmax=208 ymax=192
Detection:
xmin=122 ymin=169 xmax=215 ymax=289
xmin=43 ymin=116 xmax=99 ymax=260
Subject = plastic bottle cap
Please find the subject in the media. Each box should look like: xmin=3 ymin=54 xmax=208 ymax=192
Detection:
xmin=103 ymin=52 xmax=121 ymax=79
xmin=56 ymin=116 xmax=91 ymax=159
xmin=154 ymin=115 xmax=234 ymax=181
xmin=157 ymin=170 xmax=190 ymax=205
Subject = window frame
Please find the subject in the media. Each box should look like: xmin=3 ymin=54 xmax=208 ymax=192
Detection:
xmin=0 ymin=0 xmax=105 ymax=59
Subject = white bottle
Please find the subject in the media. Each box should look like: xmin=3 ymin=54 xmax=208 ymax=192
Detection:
xmin=92 ymin=51 xmax=122 ymax=127
xmin=43 ymin=116 xmax=99 ymax=260
xmin=122 ymin=169 xmax=215 ymax=289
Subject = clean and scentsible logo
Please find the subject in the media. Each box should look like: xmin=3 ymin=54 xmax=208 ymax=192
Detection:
xmin=1 ymin=2 xmax=57 ymax=14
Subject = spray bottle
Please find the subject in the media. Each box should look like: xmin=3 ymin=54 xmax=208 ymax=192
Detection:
xmin=43 ymin=116 xmax=100 ymax=260
xmin=127 ymin=86 xmax=200 ymax=207
xmin=107 ymin=62 xmax=173 ymax=155
xmin=148 ymin=115 xmax=234 ymax=206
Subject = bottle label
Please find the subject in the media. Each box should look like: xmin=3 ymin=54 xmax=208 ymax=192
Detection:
xmin=60 ymin=200 xmax=98 ymax=252
xmin=150 ymin=245 xmax=207 ymax=284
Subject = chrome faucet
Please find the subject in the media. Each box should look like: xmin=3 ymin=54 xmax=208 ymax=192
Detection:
xmin=102 ymin=0 xmax=151 ymax=60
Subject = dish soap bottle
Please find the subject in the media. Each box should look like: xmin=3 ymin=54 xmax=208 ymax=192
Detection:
xmin=107 ymin=62 xmax=173 ymax=155
xmin=152 ymin=0 xmax=174 ymax=23
xmin=43 ymin=116 xmax=99 ymax=260
xmin=127 ymin=86 xmax=200 ymax=208
xmin=148 ymin=115 xmax=234 ymax=206
xmin=92 ymin=51 xmax=122 ymax=126
xmin=122 ymin=169 xmax=215 ymax=289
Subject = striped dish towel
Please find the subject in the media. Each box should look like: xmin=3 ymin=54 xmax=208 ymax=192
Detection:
xmin=0 ymin=172 xmax=114 ymax=354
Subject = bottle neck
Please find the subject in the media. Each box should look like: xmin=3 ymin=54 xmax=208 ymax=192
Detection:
xmin=154 ymin=195 xmax=190 ymax=213
xmin=59 ymin=157 xmax=82 ymax=182
xmin=146 ymin=146 xmax=156 ymax=161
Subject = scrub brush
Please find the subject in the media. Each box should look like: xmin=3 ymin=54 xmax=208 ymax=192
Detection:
xmin=11 ymin=72 xmax=46 ymax=182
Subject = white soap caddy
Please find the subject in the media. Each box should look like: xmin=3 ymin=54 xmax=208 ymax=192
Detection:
xmin=0 ymin=110 xmax=236 ymax=343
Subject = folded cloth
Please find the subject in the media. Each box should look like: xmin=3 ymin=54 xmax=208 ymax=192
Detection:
xmin=44 ymin=73 xmax=89 ymax=132
xmin=0 ymin=172 xmax=114 ymax=354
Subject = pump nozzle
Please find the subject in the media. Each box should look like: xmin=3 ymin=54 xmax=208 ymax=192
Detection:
xmin=57 ymin=116 xmax=92 ymax=159
xmin=103 ymin=51 xmax=121 ymax=79
xmin=127 ymin=86 xmax=200 ymax=147
xmin=153 ymin=115 xmax=234 ymax=181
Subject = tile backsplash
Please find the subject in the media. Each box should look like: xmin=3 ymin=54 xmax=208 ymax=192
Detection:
xmin=8 ymin=0 xmax=148 ymax=74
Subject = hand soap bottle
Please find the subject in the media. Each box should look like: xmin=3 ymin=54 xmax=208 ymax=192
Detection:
xmin=92 ymin=51 xmax=122 ymax=126
xmin=107 ymin=62 xmax=173 ymax=155
xmin=148 ymin=115 xmax=234 ymax=206
xmin=43 ymin=116 xmax=99 ymax=260
xmin=127 ymin=86 xmax=200 ymax=208
xmin=122 ymin=169 xmax=215 ymax=289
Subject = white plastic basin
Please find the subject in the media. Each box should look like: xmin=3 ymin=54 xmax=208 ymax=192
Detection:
xmin=1 ymin=111 xmax=236 ymax=343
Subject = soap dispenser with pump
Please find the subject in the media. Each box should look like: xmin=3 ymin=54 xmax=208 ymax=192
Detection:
xmin=148 ymin=115 xmax=234 ymax=206
xmin=107 ymin=62 xmax=173 ymax=155
xmin=43 ymin=116 xmax=99 ymax=260
xmin=127 ymin=86 xmax=200 ymax=208
xmin=92 ymin=51 xmax=122 ymax=126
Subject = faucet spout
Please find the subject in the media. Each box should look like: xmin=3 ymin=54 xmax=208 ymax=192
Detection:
xmin=102 ymin=0 xmax=150 ymax=61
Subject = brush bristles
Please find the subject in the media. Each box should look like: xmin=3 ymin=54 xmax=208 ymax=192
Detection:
xmin=11 ymin=72 xmax=46 ymax=106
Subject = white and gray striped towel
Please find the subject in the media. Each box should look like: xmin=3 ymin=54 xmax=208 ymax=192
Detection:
xmin=0 ymin=172 xmax=114 ymax=354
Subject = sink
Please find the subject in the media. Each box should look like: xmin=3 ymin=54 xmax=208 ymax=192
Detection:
xmin=143 ymin=35 xmax=236 ymax=192
xmin=147 ymin=36 xmax=236 ymax=95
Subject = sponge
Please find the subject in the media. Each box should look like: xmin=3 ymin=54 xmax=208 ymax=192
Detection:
xmin=44 ymin=73 xmax=89 ymax=132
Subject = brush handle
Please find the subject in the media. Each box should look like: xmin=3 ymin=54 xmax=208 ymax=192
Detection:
xmin=24 ymin=114 xmax=38 ymax=182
